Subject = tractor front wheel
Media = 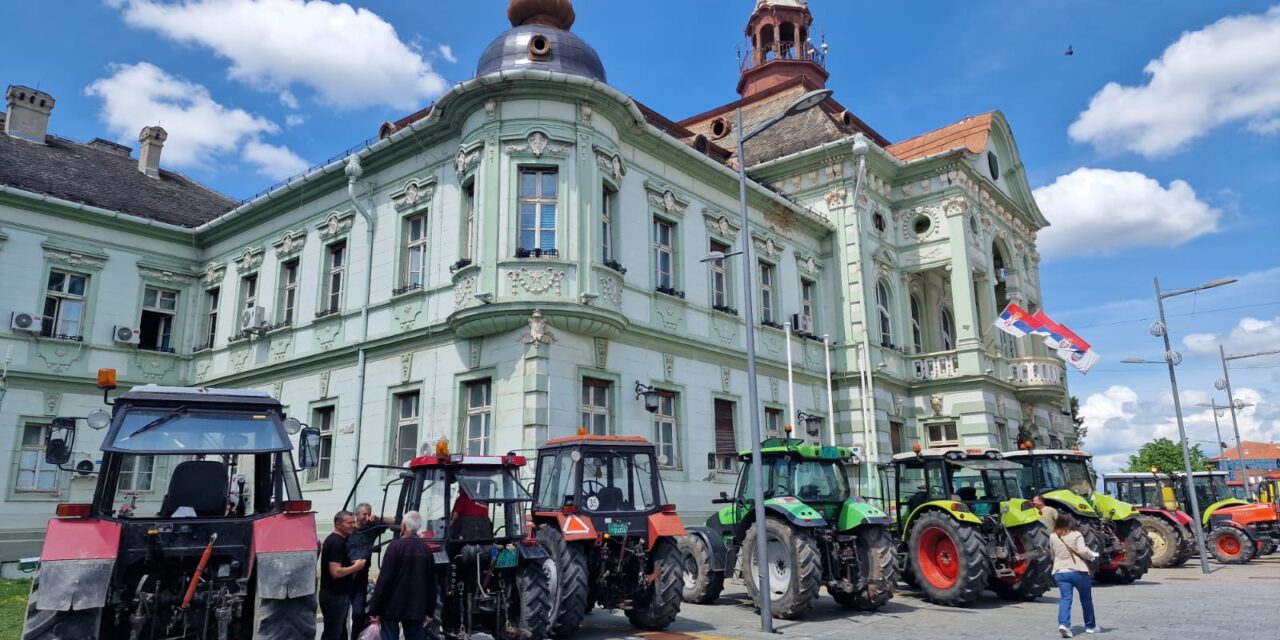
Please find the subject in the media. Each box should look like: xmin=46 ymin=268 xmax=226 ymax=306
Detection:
xmin=678 ymin=535 xmax=725 ymax=605
xmin=1138 ymin=515 xmax=1181 ymax=568
xmin=1097 ymin=519 xmax=1152 ymax=584
xmin=1209 ymin=526 xmax=1255 ymax=565
xmin=1259 ymin=540 xmax=1276 ymax=556
xmin=991 ymin=523 xmax=1052 ymax=601
xmin=625 ymin=538 xmax=685 ymax=630
xmin=514 ymin=560 xmax=553 ymax=640
xmin=908 ymin=511 xmax=988 ymax=607
xmin=830 ymin=525 xmax=898 ymax=611
xmin=537 ymin=526 xmax=589 ymax=638
xmin=741 ymin=517 xmax=822 ymax=620
xmin=255 ymin=594 xmax=318 ymax=640
xmin=22 ymin=575 xmax=103 ymax=640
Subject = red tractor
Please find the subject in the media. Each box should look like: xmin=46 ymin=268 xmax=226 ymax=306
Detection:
xmin=24 ymin=372 xmax=324 ymax=640
xmin=531 ymin=433 xmax=686 ymax=637
xmin=1102 ymin=472 xmax=1197 ymax=568
xmin=1176 ymin=471 xmax=1280 ymax=564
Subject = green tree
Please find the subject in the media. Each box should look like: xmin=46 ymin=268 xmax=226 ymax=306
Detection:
xmin=1126 ymin=438 xmax=1209 ymax=473
xmin=1069 ymin=396 xmax=1088 ymax=446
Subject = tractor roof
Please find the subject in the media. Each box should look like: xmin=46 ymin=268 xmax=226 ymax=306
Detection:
xmin=118 ymin=385 xmax=281 ymax=408
xmin=406 ymin=453 xmax=527 ymax=469
xmin=1103 ymin=472 xmax=1172 ymax=480
xmin=747 ymin=438 xmax=859 ymax=462
xmin=890 ymin=447 xmax=1003 ymax=462
xmin=542 ymin=434 xmax=652 ymax=448
xmin=1174 ymin=470 xmax=1227 ymax=477
xmin=1001 ymin=448 xmax=1093 ymax=460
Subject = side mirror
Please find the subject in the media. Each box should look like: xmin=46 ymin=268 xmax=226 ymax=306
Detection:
xmin=45 ymin=417 xmax=76 ymax=466
xmin=707 ymin=452 xmax=716 ymax=470
xmin=711 ymin=491 xmax=734 ymax=505
xmin=297 ymin=426 xmax=321 ymax=470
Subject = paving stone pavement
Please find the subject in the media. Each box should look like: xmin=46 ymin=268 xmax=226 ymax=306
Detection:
xmin=324 ymin=555 xmax=1280 ymax=639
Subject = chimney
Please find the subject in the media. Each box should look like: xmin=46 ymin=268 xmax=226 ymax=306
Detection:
xmin=138 ymin=126 xmax=168 ymax=178
xmin=5 ymin=85 xmax=55 ymax=144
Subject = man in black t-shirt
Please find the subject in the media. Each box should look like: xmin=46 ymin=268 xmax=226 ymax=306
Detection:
xmin=320 ymin=510 xmax=366 ymax=640
xmin=347 ymin=502 xmax=394 ymax=640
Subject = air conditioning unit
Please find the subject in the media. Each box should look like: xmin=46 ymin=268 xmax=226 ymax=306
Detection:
xmin=792 ymin=313 xmax=814 ymax=334
xmin=10 ymin=311 xmax=44 ymax=333
xmin=240 ymin=307 xmax=268 ymax=333
xmin=72 ymin=453 xmax=101 ymax=476
xmin=113 ymin=325 xmax=140 ymax=345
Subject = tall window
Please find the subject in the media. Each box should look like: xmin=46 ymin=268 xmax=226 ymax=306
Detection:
xmin=17 ymin=423 xmax=58 ymax=491
xmin=926 ymin=422 xmax=958 ymax=448
xmin=910 ymin=295 xmax=924 ymax=353
xmin=238 ymin=274 xmax=258 ymax=331
xmin=518 ymin=169 xmax=557 ymax=252
xmin=202 ymin=288 xmax=220 ymax=349
xmin=462 ymin=182 xmax=476 ymax=261
xmin=118 ymin=455 xmax=155 ymax=492
xmin=941 ymin=307 xmax=955 ymax=351
xmin=139 ymin=287 xmax=178 ymax=351
xmin=710 ymin=240 xmax=729 ymax=308
xmin=876 ymin=280 xmax=892 ymax=347
xmin=278 ymin=260 xmax=299 ymax=325
xmin=801 ymin=279 xmax=816 ymax=323
xmin=601 ymin=186 xmax=615 ymax=262
xmin=765 ymin=407 xmax=783 ymax=436
xmin=759 ymin=262 xmax=775 ymax=323
xmin=890 ymin=421 xmax=905 ymax=454
xmin=404 ymin=213 xmax=428 ymax=289
xmin=654 ymin=392 xmax=678 ymax=468
xmin=394 ymin=392 xmax=420 ymax=466
xmin=465 ymin=380 xmax=493 ymax=454
xmin=42 ymin=270 xmax=87 ymax=339
xmin=308 ymin=406 xmax=335 ymax=482
xmin=581 ymin=378 xmax=610 ymax=436
xmin=324 ymin=241 xmax=346 ymax=314
xmin=653 ymin=218 xmax=675 ymax=289
xmin=713 ymin=399 xmax=737 ymax=471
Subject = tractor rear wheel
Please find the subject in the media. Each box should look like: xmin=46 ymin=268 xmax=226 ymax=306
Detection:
xmin=255 ymin=594 xmax=318 ymax=640
xmin=1259 ymin=540 xmax=1276 ymax=556
xmin=741 ymin=517 xmax=822 ymax=620
xmin=625 ymin=538 xmax=685 ymax=630
xmin=1209 ymin=526 xmax=1255 ymax=564
xmin=22 ymin=575 xmax=103 ymax=640
xmin=1097 ymin=519 xmax=1152 ymax=584
xmin=908 ymin=511 xmax=988 ymax=607
xmin=1081 ymin=521 xmax=1105 ymax=575
xmin=991 ymin=523 xmax=1052 ymax=601
xmin=1138 ymin=515 xmax=1181 ymax=568
xmin=678 ymin=535 xmax=724 ymax=604
xmin=514 ymin=559 xmax=553 ymax=639
xmin=536 ymin=526 xmax=589 ymax=638
xmin=830 ymin=525 xmax=898 ymax=611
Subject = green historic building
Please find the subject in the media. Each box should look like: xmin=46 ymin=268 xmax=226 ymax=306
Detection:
xmin=0 ymin=0 xmax=1071 ymax=566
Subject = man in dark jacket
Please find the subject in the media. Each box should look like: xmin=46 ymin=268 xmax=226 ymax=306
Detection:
xmin=369 ymin=510 xmax=438 ymax=640
xmin=349 ymin=502 xmax=395 ymax=640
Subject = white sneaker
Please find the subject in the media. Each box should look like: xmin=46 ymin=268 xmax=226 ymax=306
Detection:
xmin=1085 ymin=626 xmax=1101 ymax=634
xmin=1059 ymin=625 xmax=1074 ymax=638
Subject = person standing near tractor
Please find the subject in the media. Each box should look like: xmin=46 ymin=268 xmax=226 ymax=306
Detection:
xmin=322 ymin=510 xmax=368 ymax=640
xmin=1050 ymin=512 xmax=1100 ymax=637
xmin=369 ymin=511 xmax=438 ymax=640
xmin=1033 ymin=495 xmax=1059 ymax=529
xmin=349 ymin=503 xmax=396 ymax=640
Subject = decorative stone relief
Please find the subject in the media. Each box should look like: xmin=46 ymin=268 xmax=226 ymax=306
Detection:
xmin=592 ymin=338 xmax=608 ymax=369
xmin=468 ymin=340 xmax=483 ymax=369
xmin=318 ymin=370 xmax=332 ymax=397
xmin=455 ymin=146 xmax=482 ymax=178
xmin=272 ymin=230 xmax=306 ymax=258
xmin=201 ymin=263 xmax=226 ymax=287
xmin=518 ymin=310 xmax=557 ymax=345
xmin=662 ymin=353 xmax=674 ymax=382
xmin=644 ymin=181 xmax=688 ymax=216
xmin=997 ymin=397 xmax=1007 ymax=418
xmin=314 ymin=321 xmax=342 ymax=351
xmin=36 ymin=341 xmax=82 ymax=373
xmin=930 ymin=394 xmax=944 ymax=416
xmin=1021 ymin=402 xmax=1036 ymax=422
xmin=712 ymin=316 xmax=736 ymax=345
xmin=271 ymin=382 xmax=283 ymax=401
xmin=316 ymin=210 xmax=357 ymax=241
xmin=400 ymin=353 xmax=413 ymax=383
xmin=770 ymin=378 xmax=780 ymax=402
xmin=194 ymin=359 xmax=212 ymax=383
xmin=598 ymin=275 xmax=623 ymax=307
xmin=893 ymin=394 xmax=905 ymax=416
xmin=761 ymin=330 xmax=781 ymax=357
xmin=269 ymin=333 xmax=292 ymax=362
xmin=794 ymin=251 xmax=820 ymax=275
xmin=703 ymin=210 xmax=739 ymax=240
xmin=507 ymin=267 xmax=565 ymax=296
xmin=133 ymin=352 xmax=175 ymax=381
xmin=824 ymin=188 xmax=848 ymax=208
xmin=752 ymin=233 xmax=784 ymax=259
xmin=394 ymin=300 xmax=423 ymax=331
xmin=453 ymin=276 xmax=476 ymax=310
xmin=506 ymin=131 xmax=570 ymax=157
xmin=233 ymin=246 xmax=264 ymax=274
xmin=138 ymin=266 xmax=194 ymax=284
xmin=43 ymin=246 xmax=106 ymax=271
xmin=595 ymin=150 xmax=625 ymax=182
xmin=805 ymin=343 xmax=823 ymax=371
xmin=720 ymin=366 xmax=731 ymax=392
xmin=393 ymin=179 xmax=436 ymax=211
xmin=42 ymin=391 xmax=60 ymax=416
xmin=229 ymin=346 xmax=251 ymax=372
xmin=942 ymin=196 xmax=971 ymax=216
xmin=580 ymin=102 xmax=593 ymax=124
xmin=484 ymin=99 xmax=497 ymax=120
xmin=654 ymin=299 xmax=683 ymax=331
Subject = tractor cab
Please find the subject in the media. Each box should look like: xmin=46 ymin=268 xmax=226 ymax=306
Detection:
xmin=532 ymin=433 xmax=672 ymax=539
xmin=879 ymin=448 xmax=1024 ymax=525
xmin=729 ymin=438 xmax=856 ymax=522
xmin=1002 ymin=448 xmax=1097 ymax=501
xmin=1102 ymin=472 xmax=1180 ymax=511
xmin=1259 ymin=474 xmax=1280 ymax=506
xmin=1175 ymin=471 xmax=1241 ymax=513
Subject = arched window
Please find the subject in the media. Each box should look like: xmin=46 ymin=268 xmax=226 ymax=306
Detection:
xmin=910 ymin=295 xmax=924 ymax=354
xmin=940 ymin=307 xmax=955 ymax=351
xmin=875 ymin=281 xmax=892 ymax=348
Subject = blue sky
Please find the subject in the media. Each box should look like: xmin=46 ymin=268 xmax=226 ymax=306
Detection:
xmin=4 ymin=1 xmax=1278 ymax=473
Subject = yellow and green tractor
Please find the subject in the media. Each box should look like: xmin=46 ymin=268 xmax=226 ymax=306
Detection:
xmin=878 ymin=448 xmax=1052 ymax=607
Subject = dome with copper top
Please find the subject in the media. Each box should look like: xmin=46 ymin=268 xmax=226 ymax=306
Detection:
xmin=476 ymin=0 xmax=605 ymax=82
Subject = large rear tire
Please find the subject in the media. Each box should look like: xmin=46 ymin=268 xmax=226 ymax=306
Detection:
xmin=1138 ymin=515 xmax=1181 ymax=568
xmin=256 ymin=594 xmax=319 ymax=640
xmin=1080 ymin=521 xmax=1105 ymax=575
xmin=625 ymin=538 xmax=684 ymax=630
xmin=741 ymin=517 xmax=822 ymax=620
xmin=1208 ymin=526 xmax=1255 ymax=565
xmin=22 ymin=575 xmax=103 ymax=640
xmin=991 ymin=523 xmax=1052 ymax=601
xmin=537 ymin=526 xmax=590 ymax=638
xmin=1097 ymin=519 xmax=1152 ymax=584
xmin=678 ymin=534 xmax=724 ymax=605
xmin=515 ymin=559 xmax=553 ymax=640
xmin=830 ymin=525 xmax=898 ymax=611
xmin=907 ymin=511 xmax=987 ymax=607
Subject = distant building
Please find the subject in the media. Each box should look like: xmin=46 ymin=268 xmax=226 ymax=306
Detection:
xmin=0 ymin=0 xmax=1072 ymax=568
xmin=1211 ymin=441 xmax=1280 ymax=490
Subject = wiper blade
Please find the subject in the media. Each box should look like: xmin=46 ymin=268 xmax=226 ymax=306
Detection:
xmin=127 ymin=406 xmax=189 ymax=438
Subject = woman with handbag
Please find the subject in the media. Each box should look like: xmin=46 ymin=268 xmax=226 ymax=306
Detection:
xmin=1050 ymin=512 xmax=1100 ymax=637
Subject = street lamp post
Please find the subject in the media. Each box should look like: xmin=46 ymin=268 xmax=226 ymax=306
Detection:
xmin=1217 ymin=346 xmax=1280 ymax=493
xmin=729 ymin=88 xmax=831 ymax=631
xmin=1123 ymin=275 xmax=1235 ymax=574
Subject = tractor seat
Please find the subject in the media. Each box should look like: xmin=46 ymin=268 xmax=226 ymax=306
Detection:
xmin=595 ymin=486 xmax=624 ymax=511
xmin=160 ymin=460 xmax=228 ymax=517
xmin=450 ymin=516 xmax=493 ymax=539
xmin=957 ymin=487 xmax=978 ymax=502
xmin=798 ymin=485 xmax=821 ymax=501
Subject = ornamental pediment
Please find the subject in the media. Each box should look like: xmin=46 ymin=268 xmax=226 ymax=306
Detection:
xmin=233 ymin=245 xmax=265 ymax=274
xmin=272 ymin=229 xmax=307 ymax=258
xmin=391 ymin=176 xmax=437 ymax=211
xmin=644 ymin=180 xmax=689 ymax=216
xmin=751 ymin=230 xmax=785 ymax=259
xmin=316 ymin=210 xmax=357 ymax=241
xmin=703 ymin=208 xmax=740 ymax=240
xmin=504 ymin=130 xmax=572 ymax=158
xmin=454 ymin=142 xmax=484 ymax=178
xmin=593 ymin=145 xmax=626 ymax=183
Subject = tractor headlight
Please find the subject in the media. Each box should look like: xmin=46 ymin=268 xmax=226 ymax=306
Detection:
xmin=86 ymin=410 xmax=111 ymax=430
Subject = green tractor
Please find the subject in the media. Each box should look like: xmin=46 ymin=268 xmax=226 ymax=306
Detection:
xmin=879 ymin=448 xmax=1052 ymax=607
xmin=679 ymin=438 xmax=897 ymax=619
xmin=1004 ymin=447 xmax=1152 ymax=583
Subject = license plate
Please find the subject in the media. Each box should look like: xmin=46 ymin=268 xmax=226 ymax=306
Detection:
xmin=607 ymin=522 xmax=629 ymax=536
xmin=495 ymin=548 xmax=518 ymax=569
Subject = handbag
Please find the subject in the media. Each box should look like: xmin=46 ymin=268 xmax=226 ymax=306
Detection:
xmin=357 ymin=621 xmax=381 ymax=640
xmin=1056 ymin=532 xmax=1093 ymax=575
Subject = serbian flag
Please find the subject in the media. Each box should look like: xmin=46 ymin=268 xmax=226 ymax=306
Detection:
xmin=995 ymin=303 xmax=1041 ymax=337
xmin=1031 ymin=310 xmax=1100 ymax=373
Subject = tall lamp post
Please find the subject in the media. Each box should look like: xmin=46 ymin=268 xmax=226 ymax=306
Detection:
xmin=705 ymin=88 xmax=832 ymax=631
xmin=1216 ymin=346 xmax=1280 ymax=493
xmin=1194 ymin=400 xmax=1231 ymax=456
xmin=1120 ymin=275 xmax=1236 ymax=575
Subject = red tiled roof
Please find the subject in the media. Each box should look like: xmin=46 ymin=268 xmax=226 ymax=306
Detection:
xmin=1212 ymin=441 xmax=1280 ymax=461
xmin=887 ymin=112 xmax=994 ymax=162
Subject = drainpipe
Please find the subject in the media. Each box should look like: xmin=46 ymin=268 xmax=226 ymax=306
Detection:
xmin=847 ymin=136 xmax=875 ymax=495
xmin=345 ymin=156 xmax=376 ymax=484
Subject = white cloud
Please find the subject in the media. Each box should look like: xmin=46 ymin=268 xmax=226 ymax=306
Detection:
xmin=1183 ymin=316 xmax=1280 ymax=357
xmin=285 ymin=114 xmax=305 ymax=127
xmin=1033 ymin=168 xmax=1220 ymax=258
xmin=1068 ymin=5 xmax=1280 ymax=157
xmin=113 ymin=0 xmax=448 ymax=109
xmin=437 ymin=44 xmax=457 ymax=64
xmin=85 ymin=62 xmax=291 ymax=170
xmin=278 ymin=90 xmax=299 ymax=109
xmin=241 ymin=139 xmax=309 ymax=179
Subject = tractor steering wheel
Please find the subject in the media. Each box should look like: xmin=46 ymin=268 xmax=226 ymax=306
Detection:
xmin=582 ymin=480 xmax=606 ymax=497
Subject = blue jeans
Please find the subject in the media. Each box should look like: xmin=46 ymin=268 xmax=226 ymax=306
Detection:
xmin=1055 ymin=571 xmax=1096 ymax=629
xmin=378 ymin=618 xmax=426 ymax=640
